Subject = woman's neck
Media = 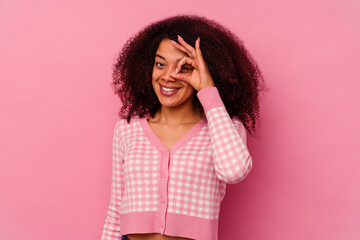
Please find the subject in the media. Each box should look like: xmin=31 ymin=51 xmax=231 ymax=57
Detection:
xmin=152 ymin=103 xmax=204 ymax=126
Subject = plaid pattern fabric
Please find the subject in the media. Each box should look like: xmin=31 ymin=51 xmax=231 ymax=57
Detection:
xmin=101 ymin=87 xmax=252 ymax=240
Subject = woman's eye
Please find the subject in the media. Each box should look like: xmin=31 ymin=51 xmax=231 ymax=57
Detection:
xmin=155 ymin=62 xmax=164 ymax=67
xmin=181 ymin=66 xmax=193 ymax=71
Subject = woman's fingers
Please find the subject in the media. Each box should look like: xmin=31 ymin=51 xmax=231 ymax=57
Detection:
xmin=171 ymin=36 xmax=202 ymax=64
xmin=169 ymin=36 xmax=214 ymax=91
xmin=169 ymin=71 xmax=191 ymax=83
xmin=175 ymin=56 xmax=195 ymax=74
xmin=177 ymin=35 xmax=197 ymax=58
xmin=195 ymin=37 xmax=202 ymax=58
xmin=178 ymin=37 xmax=205 ymax=70
xmin=170 ymin=40 xmax=191 ymax=57
xmin=168 ymin=57 xmax=194 ymax=83
xmin=169 ymin=70 xmax=192 ymax=85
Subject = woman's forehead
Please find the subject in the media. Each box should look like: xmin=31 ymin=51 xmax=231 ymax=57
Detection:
xmin=155 ymin=39 xmax=187 ymax=61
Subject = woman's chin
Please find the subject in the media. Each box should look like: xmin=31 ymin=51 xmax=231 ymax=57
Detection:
xmin=159 ymin=101 xmax=181 ymax=108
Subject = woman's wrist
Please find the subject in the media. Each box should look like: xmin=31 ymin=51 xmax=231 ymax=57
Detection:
xmin=197 ymin=87 xmax=225 ymax=113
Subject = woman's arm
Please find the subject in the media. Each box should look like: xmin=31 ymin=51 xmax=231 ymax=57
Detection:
xmin=101 ymin=120 xmax=124 ymax=239
xmin=197 ymin=87 xmax=253 ymax=184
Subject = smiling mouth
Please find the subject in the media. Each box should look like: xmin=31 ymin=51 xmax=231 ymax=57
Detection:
xmin=161 ymin=86 xmax=180 ymax=92
xmin=159 ymin=83 xmax=181 ymax=91
xmin=159 ymin=84 xmax=181 ymax=96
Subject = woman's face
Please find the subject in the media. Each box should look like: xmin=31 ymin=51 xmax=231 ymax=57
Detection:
xmin=152 ymin=38 xmax=195 ymax=109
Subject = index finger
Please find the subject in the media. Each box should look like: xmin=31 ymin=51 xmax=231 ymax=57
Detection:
xmin=170 ymin=40 xmax=191 ymax=57
xmin=177 ymin=35 xmax=197 ymax=57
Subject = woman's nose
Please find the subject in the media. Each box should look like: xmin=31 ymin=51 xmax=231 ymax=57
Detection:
xmin=162 ymin=67 xmax=177 ymax=82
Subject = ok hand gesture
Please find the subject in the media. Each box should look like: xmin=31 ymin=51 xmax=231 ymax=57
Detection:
xmin=169 ymin=35 xmax=215 ymax=91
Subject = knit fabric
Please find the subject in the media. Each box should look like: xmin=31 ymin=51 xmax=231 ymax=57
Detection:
xmin=101 ymin=87 xmax=252 ymax=240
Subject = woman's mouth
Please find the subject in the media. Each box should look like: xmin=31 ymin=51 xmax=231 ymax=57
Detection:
xmin=159 ymin=84 xmax=180 ymax=97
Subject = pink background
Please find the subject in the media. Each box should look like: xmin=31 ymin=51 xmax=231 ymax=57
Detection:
xmin=1 ymin=0 xmax=359 ymax=239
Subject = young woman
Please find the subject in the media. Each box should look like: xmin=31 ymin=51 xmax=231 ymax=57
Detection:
xmin=101 ymin=14 xmax=265 ymax=240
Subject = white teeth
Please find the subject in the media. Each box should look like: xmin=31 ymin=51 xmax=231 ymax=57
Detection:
xmin=161 ymin=86 xmax=179 ymax=92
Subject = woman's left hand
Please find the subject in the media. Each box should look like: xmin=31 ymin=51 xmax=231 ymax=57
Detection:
xmin=169 ymin=35 xmax=215 ymax=91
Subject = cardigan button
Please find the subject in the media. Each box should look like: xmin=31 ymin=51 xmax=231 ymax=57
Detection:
xmin=161 ymin=197 xmax=166 ymax=203
xmin=162 ymin=172 xmax=166 ymax=178
xmin=160 ymin=222 xmax=165 ymax=228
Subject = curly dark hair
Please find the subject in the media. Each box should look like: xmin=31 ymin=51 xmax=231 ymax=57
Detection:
xmin=111 ymin=14 xmax=267 ymax=136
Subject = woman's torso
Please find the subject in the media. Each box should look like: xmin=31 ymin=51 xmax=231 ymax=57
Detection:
xmin=126 ymin=117 xmax=200 ymax=240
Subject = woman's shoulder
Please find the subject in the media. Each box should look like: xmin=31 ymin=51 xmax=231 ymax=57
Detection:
xmin=112 ymin=116 xmax=144 ymax=142
xmin=114 ymin=115 xmax=145 ymax=132
xmin=115 ymin=115 xmax=142 ymax=126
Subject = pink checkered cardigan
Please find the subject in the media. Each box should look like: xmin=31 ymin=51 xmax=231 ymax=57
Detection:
xmin=101 ymin=87 xmax=252 ymax=240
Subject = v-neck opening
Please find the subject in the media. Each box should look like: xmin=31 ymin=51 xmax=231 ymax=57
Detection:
xmin=139 ymin=116 xmax=207 ymax=153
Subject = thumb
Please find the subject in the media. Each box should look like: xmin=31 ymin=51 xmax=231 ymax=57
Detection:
xmin=170 ymin=72 xmax=192 ymax=85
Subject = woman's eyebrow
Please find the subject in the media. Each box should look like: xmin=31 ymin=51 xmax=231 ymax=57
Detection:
xmin=155 ymin=54 xmax=182 ymax=62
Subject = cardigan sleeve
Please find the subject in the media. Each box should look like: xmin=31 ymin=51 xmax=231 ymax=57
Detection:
xmin=101 ymin=119 xmax=125 ymax=239
xmin=197 ymin=87 xmax=253 ymax=184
